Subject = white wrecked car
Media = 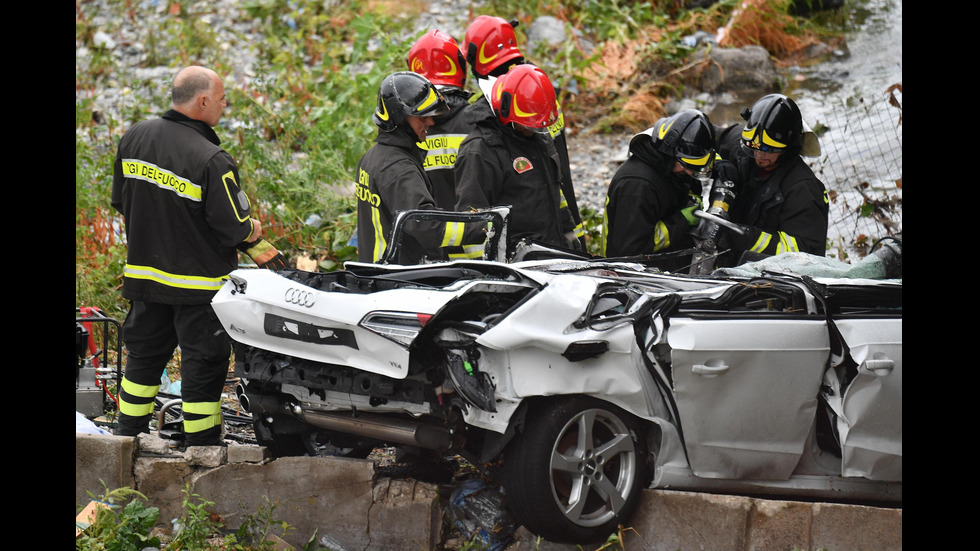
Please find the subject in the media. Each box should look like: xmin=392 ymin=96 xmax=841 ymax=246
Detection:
xmin=212 ymin=209 xmax=901 ymax=544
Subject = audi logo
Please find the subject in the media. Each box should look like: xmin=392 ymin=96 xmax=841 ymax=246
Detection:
xmin=284 ymin=287 xmax=316 ymax=308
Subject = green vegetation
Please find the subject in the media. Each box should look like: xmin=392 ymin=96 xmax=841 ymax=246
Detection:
xmin=76 ymin=0 xmax=847 ymax=324
xmin=76 ymin=484 xmax=328 ymax=550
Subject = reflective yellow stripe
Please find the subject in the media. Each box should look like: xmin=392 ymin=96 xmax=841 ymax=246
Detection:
xmin=448 ymin=243 xmax=485 ymax=259
xmin=183 ymin=401 xmax=223 ymax=434
xmin=124 ymin=264 xmax=227 ymax=291
xmin=122 ymin=377 xmax=161 ymax=398
xmin=220 ymin=170 xmax=250 ymax=222
xmin=547 ymin=102 xmax=565 ymax=138
xmin=183 ymin=401 xmax=222 ymax=416
xmin=441 ymin=222 xmax=465 ymax=247
xmin=119 ymin=377 xmax=159 ymax=417
xmin=776 ymin=232 xmax=800 ymax=254
xmin=119 ymin=398 xmax=156 ymax=417
xmin=653 ymin=221 xmax=670 ymax=252
xmin=371 ymin=207 xmax=386 ymax=262
xmin=601 ymin=196 xmax=610 ymax=257
xmin=183 ymin=414 xmax=222 ymax=433
xmin=574 ymin=222 xmax=585 ymax=239
xmin=121 ymin=159 xmax=202 ymax=201
xmin=750 ymin=232 xmax=773 ymax=253
xmin=423 ymin=134 xmax=466 ymax=170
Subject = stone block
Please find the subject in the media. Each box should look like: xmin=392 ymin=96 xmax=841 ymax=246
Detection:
xmin=133 ymin=457 xmax=195 ymax=525
xmin=368 ymin=478 xmax=444 ymax=551
xmin=185 ymin=445 xmax=228 ymax=467
xmin=811 ymin=502 xmax=903 ymax=551
xmin=227 ymin=444 xmax=271 ymax=463
xmin=75 ymin=433 xmax=136 ymax=507
xmin=191 ymin=455 xmax=376 ymax=548
xmin=625 ymin=490 xmax=752 ymax=551
xmin=746 ymin=499 xmax=813 ymax=551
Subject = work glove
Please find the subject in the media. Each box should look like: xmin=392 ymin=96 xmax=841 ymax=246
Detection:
xmin=239 ymin=239 xmax=288 ymax=271
xmin=681 ymin=203 xmax=701 ymax=226
xmin=680 ymin=194 xmax=703 ymax=226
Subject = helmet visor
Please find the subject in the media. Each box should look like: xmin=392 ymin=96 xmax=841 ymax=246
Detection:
xmin=676 ymin=143 xmax=714 ymax=176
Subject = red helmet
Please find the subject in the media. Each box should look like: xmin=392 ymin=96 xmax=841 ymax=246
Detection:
xmin=408 ymin=29 xmax=467 ymax=89
xmin=463 ymin=15 xmax=524 ymax=78
xmin=490 ymin=64 xmax=558 ymax=131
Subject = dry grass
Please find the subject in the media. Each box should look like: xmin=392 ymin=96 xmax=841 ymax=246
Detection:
xmin=717 ymin=0 xmax=825 ymax=61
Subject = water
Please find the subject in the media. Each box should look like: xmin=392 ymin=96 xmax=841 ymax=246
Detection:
xmin=786 ymin=0 xmax=903 ymax=251
xmin=790 ymin=0 xmax=902 ymax=188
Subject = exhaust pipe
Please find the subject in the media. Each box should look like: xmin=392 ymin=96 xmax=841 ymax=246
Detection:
xmin=235 ymin=382 xmax=283 ymax=416
xmin=295 ymin=407 xmax=456 ymax=452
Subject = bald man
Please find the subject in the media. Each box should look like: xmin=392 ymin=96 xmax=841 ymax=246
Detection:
xmin=111 ymin=65 xmax=284 ymax=447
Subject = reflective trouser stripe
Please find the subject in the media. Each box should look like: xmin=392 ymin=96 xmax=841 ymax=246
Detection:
xmin=574 ymin=222 xmax=585 ymax=239
xmin=652 ymin=221 xmax=670 ymax=252
xmin=182 ymin=401 xmax=223 ymax=434
xmin=119 ymin=377 xmax=160 ymax=417
xmin=441 ymin=222 xmax=465 ymax=247
xmin=123 ymin=264 xmax=226 ymax=291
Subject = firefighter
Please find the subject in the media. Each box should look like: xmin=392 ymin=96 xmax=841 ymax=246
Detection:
xmin=461 ymin=15 xmax=586 ymax=248
xmin=408 ymin=29 xmax=472 ymax=212
xmin=355 ymin=71 xmax=487 ymax=264
xmin=602 ymin=109 xmax=721 ymax=258
xmin=454 ymin=64 xmax=579 ymax=254
xmin=713 ymin=93 xmax=830 ymax=264
xmin=111 ymin=65 xmax=287 ymax=447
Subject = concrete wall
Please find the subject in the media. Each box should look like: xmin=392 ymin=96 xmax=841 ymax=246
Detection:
xmin=75 ymin=433 xmax=902 ymax=550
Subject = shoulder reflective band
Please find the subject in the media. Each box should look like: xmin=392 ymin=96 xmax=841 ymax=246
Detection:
xmin=121 ymin=159 xmax=202 ymax=201
xmin=124 ymin=264 xmax=227 ymax=291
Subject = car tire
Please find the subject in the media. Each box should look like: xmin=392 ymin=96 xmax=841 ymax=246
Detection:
xmin=502 ymin=396 xmax=649 ymax=543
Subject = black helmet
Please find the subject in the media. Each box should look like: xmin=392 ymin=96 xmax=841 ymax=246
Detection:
xmin=651 ymin=109 xmax=717 ymax=177
xmin=739 ymin=93 xmax=803 ymax=153
xmin=373 ymin=71 xmax=449 ymax=132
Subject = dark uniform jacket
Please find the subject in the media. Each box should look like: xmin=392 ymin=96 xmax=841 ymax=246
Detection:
xmin=111 ymin=109 xmax=255 ymax=305
xmin=471 ymin=74 xmax=585 ymax=244
xmin=453 ymin=99 xmax=577 ymax=252
xmin=422 ymin=90 xmax=473 ymax=211
xmin=717 ymin=125 xmax=830 ymax=260
xmin=355 ymin=124 xmax=485 ymax=264
xmin=602 ymin=131 xmax=702 ymax=257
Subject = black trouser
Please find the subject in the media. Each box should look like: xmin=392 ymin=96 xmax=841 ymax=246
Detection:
xmin=116 ymin=301 xmax=230 ymax=444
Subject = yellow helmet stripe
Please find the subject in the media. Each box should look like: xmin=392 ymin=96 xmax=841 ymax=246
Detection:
xmin=417 ymin=88 xmax=439 ymax=112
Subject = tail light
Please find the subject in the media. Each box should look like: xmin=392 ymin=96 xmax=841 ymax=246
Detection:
xmin=360 ymin=311 xmax=433 ymax=347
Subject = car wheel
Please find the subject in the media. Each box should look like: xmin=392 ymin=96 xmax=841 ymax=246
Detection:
xmin=502 ymin=396 xmax=649 ymax=543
